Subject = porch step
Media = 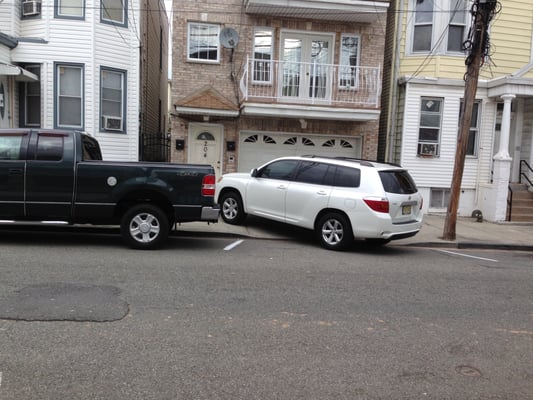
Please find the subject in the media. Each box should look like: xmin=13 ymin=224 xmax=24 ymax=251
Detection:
xmin=509 ymin=184 xmax=533 ymax=222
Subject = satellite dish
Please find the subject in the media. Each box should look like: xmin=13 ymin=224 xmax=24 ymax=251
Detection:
xmin=220 ymin=28 xmax=239 ymax=49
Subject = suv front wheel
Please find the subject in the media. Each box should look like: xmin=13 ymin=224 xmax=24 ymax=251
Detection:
xmin=220 ymin=191 xmax=246 ymax=225
xmin=316 ymin=212 xmax=353 ymax=251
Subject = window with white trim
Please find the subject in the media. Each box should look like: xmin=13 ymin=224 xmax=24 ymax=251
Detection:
xmin=56 ymin=0 xmax=84 ymax=18
xmin=459 ymin=100 xmax=481 ymax=156
xmin=55 ymin=63 xmax=83 ymax=129
xmin=188 ymin=22 xmax=220 ymax=63
xmin=410 ymin=0 xmax=469 ymax=55
xmin=100 ymin=67 xmax=126 ymax=133
xmin=101 ymin=0 xmax=127 ymax=26
xmin=339 ymin=35 xmax=360 ymax=89
xmin=252 ymin=28 xmax=273 ymax=83
xmin=417 ymin=97 xmax=443 ymax=157
xmin=22 ymin=65 xmax=41 ymax=127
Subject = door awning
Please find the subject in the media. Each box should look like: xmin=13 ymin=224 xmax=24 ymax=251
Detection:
xmin=0 ymin=63 xmax=39 ymax=81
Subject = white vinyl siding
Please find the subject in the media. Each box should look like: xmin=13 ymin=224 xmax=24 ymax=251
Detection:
xmin=400 ymin=83 xmax=495 ymax=190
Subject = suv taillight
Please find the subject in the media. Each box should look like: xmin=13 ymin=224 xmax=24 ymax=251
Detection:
xmin=363 ymin=198 xmax=389 ymax=213
xmin=201 ymin=175 xmax=216 ymax=197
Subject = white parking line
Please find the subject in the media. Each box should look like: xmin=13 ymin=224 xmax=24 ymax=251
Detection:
xmin=224 ymin=239 xmax=244 ymax=251
xmin=436 ymin=249 xmax=499 ymax=263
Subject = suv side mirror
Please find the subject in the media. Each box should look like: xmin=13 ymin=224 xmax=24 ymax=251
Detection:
xmin=251 ymin=168 xmax=258 ymax=177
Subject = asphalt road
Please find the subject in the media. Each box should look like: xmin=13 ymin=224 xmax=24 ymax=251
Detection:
xmin=0 ymin=228 xmax=531 ymax=399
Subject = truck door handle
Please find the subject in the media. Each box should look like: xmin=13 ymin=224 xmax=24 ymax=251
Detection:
xmin=8 ymin=168 xmax=23 ymax=175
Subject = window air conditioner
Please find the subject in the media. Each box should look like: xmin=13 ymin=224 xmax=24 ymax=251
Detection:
xmin=103 ymin=115 xmax=122 ymax=131
xmin=420 ymin=143 xmax=438 ymax=156
xmin=22 ymin=0 xmax=41 ymax=16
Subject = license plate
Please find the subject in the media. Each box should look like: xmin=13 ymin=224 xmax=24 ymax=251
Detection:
xmin=402 ymin=205 xmax=412 ymax=215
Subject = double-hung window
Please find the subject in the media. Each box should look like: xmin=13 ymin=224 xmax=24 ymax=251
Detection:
xmin=101 ymin=0 xmax=127 ymax=26
xmin=459 ymin=100 xmax=481 ymax=157
xmin=252 ymin=28 xmax=273 ymax=83
xmin=100 ymin=67 xmax=126 ymax=133
xmin=55 ymin=0 xmax=84 ymax=19
xmin=339 ymin=35 xmax=360 ymax=89
xmin=188 ymin=23 xmax=220 ymax=63
xmin=411 ymin=0 xmax=469 ymax=55
xmin=22 ymin=65 xmax=41 ymax=127
xmin=417 ymin=97 xmax=443 ymax=157
xmin=55 ymin=63 xmax=84 ymax=129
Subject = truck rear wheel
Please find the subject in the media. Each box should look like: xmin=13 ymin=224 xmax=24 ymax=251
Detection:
xmin=121 ymin=204 xmax=169 ymax=250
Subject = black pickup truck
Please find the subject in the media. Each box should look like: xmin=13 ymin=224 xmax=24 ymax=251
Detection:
xmin=0 ymin=129 xmax=219 ymax=249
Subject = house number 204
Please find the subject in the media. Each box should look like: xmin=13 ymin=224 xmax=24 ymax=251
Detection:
xmin=203 ymin=141 xmax=208 ymax=158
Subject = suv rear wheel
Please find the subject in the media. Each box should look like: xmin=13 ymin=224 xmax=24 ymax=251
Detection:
xmin=316 ymin=212 xmax=353 ymax=251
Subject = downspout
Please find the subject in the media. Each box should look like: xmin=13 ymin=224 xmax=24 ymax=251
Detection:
xmin=387 ymin=0 xmax=405 ymax=163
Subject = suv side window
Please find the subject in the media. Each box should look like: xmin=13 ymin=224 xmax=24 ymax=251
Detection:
xmin=0 ymin=134 xmax=24 ymax=160
xmin=257 ymin=160 xmax=299 ymax=180
xmin=379 ymin=170 xmax=417 ymax=194
xmin=333 ymin=165 xmax=360 ymax=187
xmin=294 ymin=161 xmax=329 ymax=185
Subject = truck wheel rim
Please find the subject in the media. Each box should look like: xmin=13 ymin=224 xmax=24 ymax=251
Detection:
xmin=322 ymin=219 xmax=343 ymax=245
xmin=223 ymin=198 xmax=238 ymax=220
xmin=130 ymin=213 xmax=160 ymax=243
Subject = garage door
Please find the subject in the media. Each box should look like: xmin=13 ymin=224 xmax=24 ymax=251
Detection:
xmin=238 ymin=132 xmax=362 ymax=172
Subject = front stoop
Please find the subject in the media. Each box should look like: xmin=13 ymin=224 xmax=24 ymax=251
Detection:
xmin=509 ymin=184 xmax=533 ymax=222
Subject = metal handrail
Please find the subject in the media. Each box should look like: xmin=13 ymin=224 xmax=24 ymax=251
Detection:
xmin=507 ymin=184 xmax=513 ymax=221
xmin=519 ymin=159 xmax=533 ymax=187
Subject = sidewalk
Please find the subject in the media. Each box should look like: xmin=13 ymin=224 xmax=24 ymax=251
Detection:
xmin=179 ymin=214 xmax=533 ymax=251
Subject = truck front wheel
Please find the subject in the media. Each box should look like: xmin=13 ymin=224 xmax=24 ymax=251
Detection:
xmin=121 ymin=204 xmax=169 ymax=250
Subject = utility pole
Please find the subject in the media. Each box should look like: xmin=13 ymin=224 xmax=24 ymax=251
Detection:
xmin=442 ymin=0 xmax=499 ymax=240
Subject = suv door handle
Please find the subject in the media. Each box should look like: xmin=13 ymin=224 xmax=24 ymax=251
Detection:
xmin=316 ymin=191 xmax=328 ymax=196
xmin=277 ymin=184 xmax=287 ymax=190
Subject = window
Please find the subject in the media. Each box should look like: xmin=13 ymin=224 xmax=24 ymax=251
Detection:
xmin=253 ymin=28 xmax=273 ymax=83
xmin=55 ymin=63 xmax=84 ymax=129
xmin=0 ymin=135 xmax=24 ymax=160
xmin=339 ymin=35 xmax=360 ymax=89
xmin=333 ymin=166 xmax=360 ymax=188
xmin=430 ymin=188 xmax=450 ymax=208
xmin=294 ymin=161 xmax=329 ymax=185
xmin=448 ymin=0 xmax=468 ymax=52
xmin=22 ymin=65 xmax=41 ymax=127
xmin=101 ymin=0 xmax=127 ymax=26
xmin=100 ymin=67 xmax=126 ymax=133
xmin=56 ymin=0 xmax=84 ymax=18
xmin=188 ymin=23 xmax=220 ymax=62
xmin=379 ymin=171 xmax=418 ymax=194
xmin=257 ymin=160 xmax=299 ymax=180
xmin=411 ymin=0 xmax=469 ymax=55
xmin=417 ymin=97 xmax=443 ymax=157
xmin=35 ymin=135 xmax=63 ymax=161
xmin=459 ymin=100 xmax=481 ymax=156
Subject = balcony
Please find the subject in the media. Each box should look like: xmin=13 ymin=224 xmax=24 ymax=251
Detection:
xmin=239 ymin=57 xmax=382 ymax=122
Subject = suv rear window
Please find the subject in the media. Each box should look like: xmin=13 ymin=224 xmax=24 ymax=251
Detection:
xmin=379 ymin=170 xmax=417 ymax=194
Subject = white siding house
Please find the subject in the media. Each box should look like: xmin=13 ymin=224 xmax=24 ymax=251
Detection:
xmin=380 ymin=0 xmax=533 ymax=222
xmin=0 ymin=0 xmax=168 ymax=161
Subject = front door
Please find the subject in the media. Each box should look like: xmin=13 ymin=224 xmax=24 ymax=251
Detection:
xmin=279 ymin=32 xmax=334 ymax=102
xmin=188 ymin=123 xmax=223 ymax=179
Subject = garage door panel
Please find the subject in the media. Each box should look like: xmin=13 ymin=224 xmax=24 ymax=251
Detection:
xmin=239 ymin=133 xmax=361 ymax=172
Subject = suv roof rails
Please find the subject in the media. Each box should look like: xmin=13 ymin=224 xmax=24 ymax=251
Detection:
xmin=301 ymin=155 xmax=402 ymax=168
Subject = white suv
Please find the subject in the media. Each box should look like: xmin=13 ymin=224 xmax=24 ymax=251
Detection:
xmin=215 ymin=156 xmax=423 ymax=250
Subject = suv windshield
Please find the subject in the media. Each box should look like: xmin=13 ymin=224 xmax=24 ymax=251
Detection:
xmin=379 ymin=170 xmax=417 ymax=194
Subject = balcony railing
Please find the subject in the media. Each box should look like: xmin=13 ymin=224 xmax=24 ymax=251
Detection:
xmin=240 ymin=57 xmax=381 ymax=108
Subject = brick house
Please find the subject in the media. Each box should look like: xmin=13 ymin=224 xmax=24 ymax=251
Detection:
xmin=171 ymin=0 xmax=390 ymax=178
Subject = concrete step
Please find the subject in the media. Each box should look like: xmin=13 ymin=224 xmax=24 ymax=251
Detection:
xmin=509 ymin=213 xmax=533 ymax=222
